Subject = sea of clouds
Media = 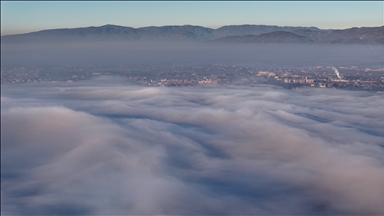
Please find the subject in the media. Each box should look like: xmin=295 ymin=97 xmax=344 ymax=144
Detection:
xmin=1 ymin=77 xmax=383 ymax=215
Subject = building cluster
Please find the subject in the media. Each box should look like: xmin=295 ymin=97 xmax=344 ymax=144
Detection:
xmin=2 ymin=64 xmax=384 ymax=92
xmin=283 ymin=77 xmax=314 ymax=85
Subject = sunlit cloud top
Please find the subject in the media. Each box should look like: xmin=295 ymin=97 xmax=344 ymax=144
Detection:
xmin=1 ymin=79 xmax=383 ymax=214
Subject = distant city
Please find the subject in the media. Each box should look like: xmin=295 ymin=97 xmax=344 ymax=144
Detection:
xmin=2 ymin=1 xmax=384 ymax=214
xmin=2 ymin=64 xmax=384 ymax=92
xmin=3 ymin=24 xmax=382 ymax=92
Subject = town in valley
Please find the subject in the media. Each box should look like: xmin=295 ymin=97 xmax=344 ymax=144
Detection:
xmin=2 ymin=63 xmax=384 ymax=92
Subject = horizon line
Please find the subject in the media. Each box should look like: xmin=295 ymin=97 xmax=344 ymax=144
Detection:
xmin=2 ymin=24 xmax=384 ymax=37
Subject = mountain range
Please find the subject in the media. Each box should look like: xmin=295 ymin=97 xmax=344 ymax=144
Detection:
xmin=2 ymin=24 xmax=383 ymax=44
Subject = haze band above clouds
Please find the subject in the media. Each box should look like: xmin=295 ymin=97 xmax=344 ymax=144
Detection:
xmin=1 ymin=78 xmax=383 ymax=215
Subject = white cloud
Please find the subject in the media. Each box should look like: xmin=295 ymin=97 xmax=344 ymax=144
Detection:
xmin=1 ymin=81 xmax=383 ymax=214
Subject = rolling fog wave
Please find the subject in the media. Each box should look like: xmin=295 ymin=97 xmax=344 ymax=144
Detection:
xmin=1 ymin=78 xmax=383 ymax=215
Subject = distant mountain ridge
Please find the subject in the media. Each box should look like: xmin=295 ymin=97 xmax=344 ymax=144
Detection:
xmin=2 ymin=24 xmax=383 ymax=44
xmin=214 ymin=31 xmax=315 ymax=43
xmin=214 ymin=26 xmax=384 ymax=44
xmin=211 ymin=25 xmax=320 ymax=39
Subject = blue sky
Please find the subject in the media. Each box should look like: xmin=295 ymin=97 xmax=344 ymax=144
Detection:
xmin=1 ymin=1 xmax=383 ymax=35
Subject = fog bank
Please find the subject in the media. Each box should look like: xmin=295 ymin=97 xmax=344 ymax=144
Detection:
xmin=2 ymin=42 xmax=382 ymax=68
xmin=1 ymin=79 xmax=383 ymax=215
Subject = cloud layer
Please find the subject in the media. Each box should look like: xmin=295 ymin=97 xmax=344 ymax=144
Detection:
xmin=2 ymin=42 xmax=382 ymax=68
xmin=1 ymin=79 xmax=383 ymax=215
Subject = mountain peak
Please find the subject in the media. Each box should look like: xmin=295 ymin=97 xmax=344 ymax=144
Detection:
xmin=100 ymin=24 xmax=123 ymax=28
xmin=1 ymin=25 xmax=382 ymax=44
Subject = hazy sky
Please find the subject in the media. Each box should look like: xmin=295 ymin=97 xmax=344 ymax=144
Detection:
xmin=1 ymin=1 xmax=383 ymax=35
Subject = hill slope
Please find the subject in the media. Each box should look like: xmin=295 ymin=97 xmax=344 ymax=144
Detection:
xmin=2 ymin=25 xmax=382 ymax=44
